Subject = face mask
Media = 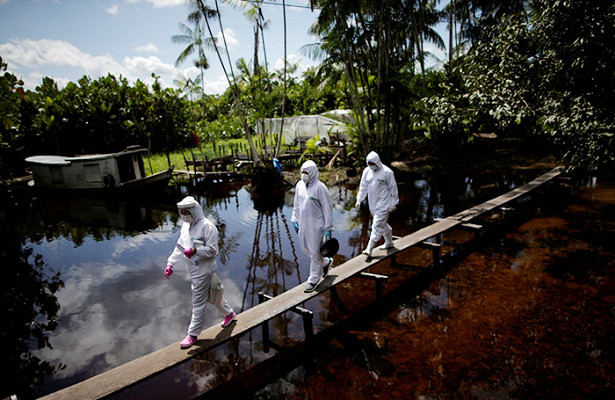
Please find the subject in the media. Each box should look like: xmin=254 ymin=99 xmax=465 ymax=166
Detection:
xmin=181 ymin=213 xmax=192 ymax=223
xmin=369 ymin=164 xmax=378 ymax=171
xmin=301 ymin=173 xmax=310 ymax=184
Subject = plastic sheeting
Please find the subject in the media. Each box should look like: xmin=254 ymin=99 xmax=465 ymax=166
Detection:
xmin=255 ymin=114 xmax=349 ymax=145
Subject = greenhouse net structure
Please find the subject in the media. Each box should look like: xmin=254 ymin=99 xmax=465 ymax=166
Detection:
xmin=255 ymin=114 xmax=349 ymax=146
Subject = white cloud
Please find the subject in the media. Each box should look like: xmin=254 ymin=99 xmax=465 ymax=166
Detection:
xmin=105 ymin=4 xmax=120 ymax=15
xmin=274 ymin=53 xmax=301 ymax=70
xmin=0 ymin=37 xmax=233 ymax=94
xmin=203 ymin=73 xmax=230 ymax=95
xmin=0 ymin=38 xmax=195 ymax=90
xmin=216 ymin=28 xmax=239 ymax=49
xmin=134 ymin=42 xmax=160 ymax=53
xmin=0 ymin=38 xmax=126 ymax=75
xmin=124 ymin=55 xmax=176 ymax=76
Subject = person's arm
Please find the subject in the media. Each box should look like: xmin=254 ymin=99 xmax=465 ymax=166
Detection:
xmin=291 ymin=182 xmax=302 ymax=224
xmin=356 ymin=168 xmax=368 ymax=205
xmin=320 ymin=183 xmax=334 ymax=231
xmin=195 ymin=223 xmax=218 ymax=260
xmin=387 ymin=169 xmax=399 ymax=207
xmin=167 ymin=240 xmax=184 ymax=266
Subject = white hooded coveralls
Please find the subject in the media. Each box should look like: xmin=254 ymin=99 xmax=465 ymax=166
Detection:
xmin=356 ymin=151 xmax=399 ymax=242
xmin=167 ymin=196 xmax=233 ymax=337
xmin=291 ymin=160 xmax=334 ymax=285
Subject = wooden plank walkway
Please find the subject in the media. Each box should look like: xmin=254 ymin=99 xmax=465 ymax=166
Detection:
xmin=40 ymin=167 xmax=562 ymax=400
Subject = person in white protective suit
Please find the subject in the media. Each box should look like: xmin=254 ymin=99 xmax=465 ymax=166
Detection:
xmin=355 ymin=151 xmax=399 ymax=256
xmin=164 ymin=196 xmax=236 ymax=349
xmin=291 ymin=160 xmax=334 ymax=293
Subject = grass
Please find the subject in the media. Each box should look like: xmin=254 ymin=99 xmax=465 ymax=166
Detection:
xmin=144 ymin=136 xmax=298 ymax=174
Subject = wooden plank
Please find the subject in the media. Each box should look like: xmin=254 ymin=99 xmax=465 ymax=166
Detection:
xmin=461 ymin=223 xmax=483 ymax=231
xmin=41 ymin=217 xmax=463 ymax=400
xmin=448 ymin=167 xmax=562 ymax=222
xmin=40 ymin=167 xmax=562 ymax=400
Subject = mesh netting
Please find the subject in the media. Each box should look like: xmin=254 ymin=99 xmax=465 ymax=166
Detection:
xmin=255 ymin=114 xmax=349 ymax=145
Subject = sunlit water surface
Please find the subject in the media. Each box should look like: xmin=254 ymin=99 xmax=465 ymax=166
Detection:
xmin=8 ymin=167 xmax=611 ymax=399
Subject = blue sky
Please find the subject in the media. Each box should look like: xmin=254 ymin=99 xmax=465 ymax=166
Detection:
xmin=1 ymin=0 xmax=448 ymax=95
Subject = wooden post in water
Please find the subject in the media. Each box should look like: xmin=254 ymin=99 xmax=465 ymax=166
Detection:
xmin=39 ymin=167 xmax=563 ymax=400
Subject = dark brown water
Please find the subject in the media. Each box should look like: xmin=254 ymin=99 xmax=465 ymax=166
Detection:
xmin=4 ymin=155 xmax=614 ymax=399
xmin=112 ymin=171 xmax=615 ymax=399
xmin=247 ymin=174 xmax=615 ymax=399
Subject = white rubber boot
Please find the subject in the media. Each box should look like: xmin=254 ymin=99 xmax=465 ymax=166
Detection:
xmin=362 ymin=240 xmax=377 ymax=256
xmin=379 ymin=231 xmax=394 ymax=250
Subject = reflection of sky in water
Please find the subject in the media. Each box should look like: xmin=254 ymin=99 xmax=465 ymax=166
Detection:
xmin=28 ymin=187 xmax=357 ymax=392
xmin=25 ymin=170 xmax=524 ymax=395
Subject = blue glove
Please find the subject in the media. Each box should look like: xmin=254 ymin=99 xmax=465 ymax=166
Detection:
xmin=293 ymin=222 xmax=299 ymax=233
xmin=324 ymin=230 xmax=332 ymax=241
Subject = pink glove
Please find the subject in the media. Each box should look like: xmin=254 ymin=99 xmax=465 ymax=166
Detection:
xmin=164 ymin=265 xmax=173 ymax=279
xmin=183 ymin=247 xmax=196 ymax=258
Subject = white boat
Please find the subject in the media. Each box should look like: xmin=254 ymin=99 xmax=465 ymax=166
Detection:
xmin=25 ymin=146 xmax=173 ymax=192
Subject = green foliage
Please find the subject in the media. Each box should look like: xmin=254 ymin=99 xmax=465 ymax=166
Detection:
xmin=198 ymin=113 xmax=244 ymax=140
xmin=0 ymin=57 xmax=36 ymax=180
xmin=416 ymin=0 xmax=614 ymax=169
xmin=312 ymin=0 xmax=446 ymax=154
xmin=0 ymin=68 xmax=196 ymax=178
xmin=5 ymin=0 xmax=609 ymax=175
xmin=300 ymin=135 xmax=332 ymax=163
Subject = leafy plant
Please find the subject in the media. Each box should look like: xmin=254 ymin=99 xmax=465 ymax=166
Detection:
xmin=300 ymin=134 xmax=332 ymax=163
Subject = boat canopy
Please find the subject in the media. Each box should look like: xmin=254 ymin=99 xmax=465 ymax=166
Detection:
xmin=25 ymin=148 xmax=148 ymax=166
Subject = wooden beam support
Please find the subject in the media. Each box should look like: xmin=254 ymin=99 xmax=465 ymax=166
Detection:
xmin=40 ymin=167 xmax=563 ymax=400
xmin=418 ymin=241 xmax=442 ymax=265
xmin=358 ymin=272 xmax=389 ymax=298
xmin=259 ymin=292 xmax=315 ymax=347
xmin=460 ymin=222 xmax=483 ymax=240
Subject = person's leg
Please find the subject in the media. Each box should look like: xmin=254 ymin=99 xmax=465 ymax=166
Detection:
xmin=307 ymin=250 xmax=324 ymax=284
xmin=379 ymin=222 xmax=394 ymax=249
xmin=363 ymin=212 xmax=386 ymax=255
xmin=216 ymin=296 xmax=236 ymax=327
xmin=187 ymin=273 xmax=212 ymax=337
xmin=180 ymin=273 xmax=211 ymax=348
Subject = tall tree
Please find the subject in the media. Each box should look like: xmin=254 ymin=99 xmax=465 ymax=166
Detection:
xmin=418 ymin=0 xmax=614 ymax=169
xmin=310 ymin=0 xmax=445 ymax=155
xmin=185 ymin=0 xmax=261 ymax=163
xmin=172 ymin=21 xmax=211 ymax=94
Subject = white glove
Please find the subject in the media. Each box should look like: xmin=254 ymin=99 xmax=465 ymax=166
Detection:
xmin=355 ymin=202 xmax=361 ymax=210
xmin=389 ymin=205 xmax=397 ymax=213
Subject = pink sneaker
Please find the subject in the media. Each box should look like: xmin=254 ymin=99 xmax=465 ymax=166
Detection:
xmin=221 ymin=312 xmax=236 ymax=327
xmin=180 ymin=335 xmax=197 ymax=349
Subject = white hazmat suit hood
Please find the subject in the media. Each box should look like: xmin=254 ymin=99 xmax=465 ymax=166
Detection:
xmin=301 ymin=160 xmax=320 ymax=186
xmin=367 ymin=151 xmax=383 ymax=170
xmin=177 ymin=196 xmax=205 ymax=226
xmin=168 ymin=196 xmax=217 ymax=275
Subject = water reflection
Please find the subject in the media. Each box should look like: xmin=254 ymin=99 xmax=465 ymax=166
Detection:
xmin=0 ymin=166 xmax=550 ymax=398
xmin=1 ymin=200 xmax=64 ymax=400
xmin=250 ymin=172 xmax=615 ymax=400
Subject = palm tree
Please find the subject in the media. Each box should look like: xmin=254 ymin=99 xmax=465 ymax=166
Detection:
xmin=411 ymin=0 xmax=445 ymax=74
xmin=274 ymin=0 xmax=288 ymax=158
xmin=172 ymin=21 xmax=211 ymax=94
xmin=186 ymin=0 xmax=260 ymax=164
xmin=173 ymin=72 xmax=202 ymax=102
xmin=225 ymin=0 xmax=271 ymax=76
